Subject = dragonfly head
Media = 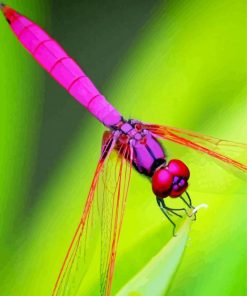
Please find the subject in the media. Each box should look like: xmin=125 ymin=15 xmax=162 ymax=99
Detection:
xmin=152 ymin=159 xmax=190 ymax=198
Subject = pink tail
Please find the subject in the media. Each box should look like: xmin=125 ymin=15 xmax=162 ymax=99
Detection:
xmin=1 ymin=4 xmax=122 ymax=127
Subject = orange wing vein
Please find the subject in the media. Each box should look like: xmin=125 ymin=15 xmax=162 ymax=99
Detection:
xmin=52 ymin=133 xmax=133 ymax=296
xmin=144 ymin=123 xmax=247 ymax=172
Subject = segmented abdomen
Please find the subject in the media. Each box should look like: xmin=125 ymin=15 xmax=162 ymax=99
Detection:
xmin=3 ymin=6 xmax=121 ymax=127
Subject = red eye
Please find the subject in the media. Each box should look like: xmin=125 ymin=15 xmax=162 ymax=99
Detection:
xmin=167 ymin=159 xmax=190 ymax=179
xmin=152 ymin=160 xmax=190 ymax=198
xmin=152 ymin=168 xmax=173 ymax=198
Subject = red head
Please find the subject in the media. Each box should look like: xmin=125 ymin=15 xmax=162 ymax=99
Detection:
xmin=152 ymin=159 xmax=190 ymax=198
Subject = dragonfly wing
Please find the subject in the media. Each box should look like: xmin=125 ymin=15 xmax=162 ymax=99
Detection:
xmin=1 ymin=5 xmax=121 ymax=126
xmin=143 ymin=123 xmax=247 ymax=173
xmin=52 ymin=133 xmax=115 ymax=296
xmin=99 ymin=143 xmax=133 ymax=296
xmin=52 ymin=133 xmax=133 ymax=296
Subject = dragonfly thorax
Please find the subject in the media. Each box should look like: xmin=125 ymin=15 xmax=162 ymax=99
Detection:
xmin=112 ymin=119 xmax=167 ymax=176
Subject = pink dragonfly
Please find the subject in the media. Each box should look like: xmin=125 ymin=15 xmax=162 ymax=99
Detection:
xmin=1 ymin=4 xmax=246 ymax=296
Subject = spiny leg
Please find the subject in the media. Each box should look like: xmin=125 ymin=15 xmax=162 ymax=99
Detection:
xmin=156 ymin=198 xmax=178 ymax=236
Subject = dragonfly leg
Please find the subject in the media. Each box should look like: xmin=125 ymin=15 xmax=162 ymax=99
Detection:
xmin=180 ymin=196 xmax=191 ymax=208
xmin=157 ymin=199 xmax=183 ymax=218
xmin=180 ymin=191 xmax=197 ymax=220
xmin=160 ymin=198 xmax=189 ymax=217
xmin=185 ymin=191 xmax=193 ymax=207
xmin=156 ymin=198 xmax=178 ymax=236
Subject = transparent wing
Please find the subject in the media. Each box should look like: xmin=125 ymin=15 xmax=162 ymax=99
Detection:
xmin=99 ymin=139 xmax=133 ymax=295
xmin=52 ymin=133 xmax=133 ymax=296
xmin=143 ymin=123 xmax=247 ymax=173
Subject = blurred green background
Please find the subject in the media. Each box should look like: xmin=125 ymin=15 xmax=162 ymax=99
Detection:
xmin=0 ymin=0 xmax=246 ymax=295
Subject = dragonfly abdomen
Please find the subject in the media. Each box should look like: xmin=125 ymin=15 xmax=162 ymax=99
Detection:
xmin=1 ymin=5 xmax=122 ymax=127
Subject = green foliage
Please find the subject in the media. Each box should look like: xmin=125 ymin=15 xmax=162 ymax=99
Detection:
xmin=0 ymin=0 xmax=246 ymax=295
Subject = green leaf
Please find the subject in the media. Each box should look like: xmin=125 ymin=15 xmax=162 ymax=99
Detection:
xmin=117 ymin=221 xmax=191 ymax=296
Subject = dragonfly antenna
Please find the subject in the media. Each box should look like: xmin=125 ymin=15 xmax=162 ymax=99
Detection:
xmin=0 ymin=3 xmax=5 ymax=10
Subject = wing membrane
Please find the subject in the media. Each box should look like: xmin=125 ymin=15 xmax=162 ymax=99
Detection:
xmin=98 ymin=145 xmax=132 ymax=295
xmin=52 ymin=134 xmax=133 ymax=296
xmin=144 ymin=123 xmax=247 ymax=172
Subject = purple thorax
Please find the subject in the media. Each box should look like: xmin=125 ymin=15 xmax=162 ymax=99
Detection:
xmin=111 ymin=119 xmax=166 ymax=176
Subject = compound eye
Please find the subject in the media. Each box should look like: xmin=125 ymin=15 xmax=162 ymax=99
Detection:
xmin=152 ymin=160 xmax=190 ymax=199
xmin=167 ymin=159 xmax=190 ymax=179
xmin=134 ymin=123 xmax=142 ymax=131
xmin=152 ymin=168 xmax=173 ymax=198
xmin=167 ymin=159 xmax=190 ymax=198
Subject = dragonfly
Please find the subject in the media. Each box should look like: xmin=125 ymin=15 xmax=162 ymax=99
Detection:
xmin=1 ymin=3 xmax=246 ymax=296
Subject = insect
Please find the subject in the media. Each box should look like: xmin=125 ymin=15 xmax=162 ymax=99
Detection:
xmin=1 ymin=3 xmax=246 ymax=296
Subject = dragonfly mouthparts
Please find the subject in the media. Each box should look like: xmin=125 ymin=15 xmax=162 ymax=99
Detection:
xmin=0 ymin=3 xmax=5 ymax=10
